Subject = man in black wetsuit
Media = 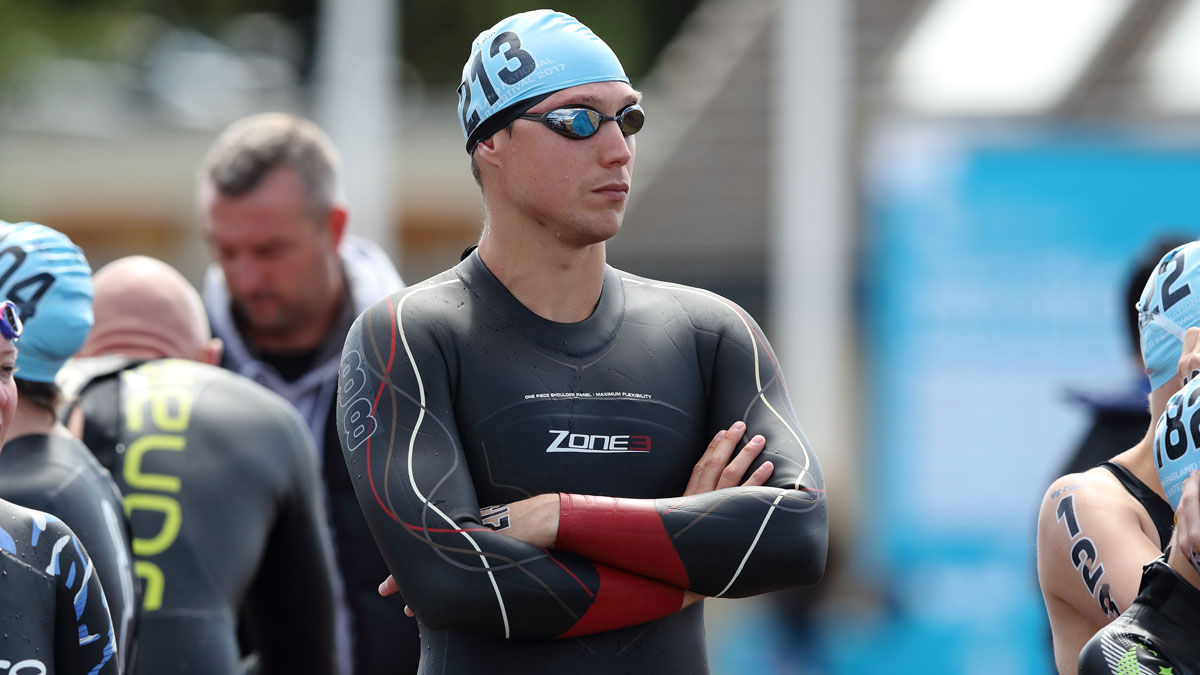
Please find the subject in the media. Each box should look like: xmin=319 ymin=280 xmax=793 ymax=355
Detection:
xmin=59 ymin=255 xmax=338 ymax=674
xmin=0 ymin=221 xmax=138 ymax=673
xmin=0 ymin=299 xmax=118 ymax=674
xmin=337 ymin=10 xmax=828 ymax=674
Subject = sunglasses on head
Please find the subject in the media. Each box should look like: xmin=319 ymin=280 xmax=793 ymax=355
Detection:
xmin=517 ymin=103 xmax=645 ymax=140
xmin=0 ymin=301 xmax=22 ymax=341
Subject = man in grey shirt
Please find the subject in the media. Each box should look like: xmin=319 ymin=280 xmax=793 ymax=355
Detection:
xmin=197 ymin=113 xmax=411 ymax=674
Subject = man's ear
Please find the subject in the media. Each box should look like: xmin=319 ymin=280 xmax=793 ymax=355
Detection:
xmin=199 ymin=337 xmax=223 ymax=366
xmin=327 ymin=205 xmax=348 ymax=249
xmin=475 ymin=136 xmax=501 ymax=169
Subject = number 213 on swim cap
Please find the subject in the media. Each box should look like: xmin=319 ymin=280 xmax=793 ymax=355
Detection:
xmin=457 ymin=10 xmax=628 ymax=150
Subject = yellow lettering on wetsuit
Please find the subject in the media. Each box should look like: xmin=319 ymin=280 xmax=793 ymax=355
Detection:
xmin=120 ymin=361 xmax=194 ymax=612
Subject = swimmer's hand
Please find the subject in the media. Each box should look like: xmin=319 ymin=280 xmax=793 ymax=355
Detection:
xmin=1169 ymin=470 xmax=1200 ymax=589
xmin=683 ymin=421 xmax=773 ymax=496
xmin=379 ymin=575 xmax=399 ymax=597
xmin=377 ymin=576 xmax=417 ymax=618
xmin=1178 ymin=327 xmax=1200 ymax=390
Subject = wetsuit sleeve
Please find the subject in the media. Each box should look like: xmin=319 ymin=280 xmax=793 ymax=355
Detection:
xmin=45 ymin=470 xmax=137 ymax=671
xmin=338 ymin=295 xmax=685 ymax=638
xmin=554 ymin=300 xmax=828 ymax=598
xmin=50 ymin=521 xmax=119 ymax=675
xmin=242 ymin=412 xmax=338 ymax=675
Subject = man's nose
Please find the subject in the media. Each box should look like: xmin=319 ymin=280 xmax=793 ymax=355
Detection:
xmin=596 ymin=121 xmax=634 ymax=168
xmin=229 ymin=256 xmax=267 ymax=293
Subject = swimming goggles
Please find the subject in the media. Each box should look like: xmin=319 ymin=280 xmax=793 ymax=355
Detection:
xmin=1141 ymin=307 xmax=1188 ymax=341
xmin=517 ymin=103 xmax=645 ymax=140
xmin=0 ymin=301 xmax=22 ymax=341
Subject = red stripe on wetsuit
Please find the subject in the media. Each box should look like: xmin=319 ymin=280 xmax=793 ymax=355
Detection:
xmin=556 ymin=493 xmax=690 ymax=587
xmin=558 ymin=565 xmax=684 ymax=638
xmin=555 ymin=494 xmax=690 ymax=637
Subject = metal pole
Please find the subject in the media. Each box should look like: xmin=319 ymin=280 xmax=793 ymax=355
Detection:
xmin=316 ymin=0 xmax=400 ymax=260
xmin=769 ymin=0 xmax=855 ymax=524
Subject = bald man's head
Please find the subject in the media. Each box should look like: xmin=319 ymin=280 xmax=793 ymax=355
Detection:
xmin=78 ymin=256 xmax=222 ymax=364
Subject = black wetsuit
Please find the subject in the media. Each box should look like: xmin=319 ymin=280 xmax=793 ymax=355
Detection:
xmin=65 ymin=357 xmax=338 ymax=675
xmin=0 ymin=434 xmax=137 ymax=673
xmin=1078 ymin=556 xmax=1200 ymax=675
xmin=0 ymin=498 xmax=118 ymax=674
xmin=336 ymin=252 xmax=829 ymax=674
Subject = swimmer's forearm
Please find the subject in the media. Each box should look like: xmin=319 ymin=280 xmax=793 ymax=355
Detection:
xmin=553 ymin=487 xmax=827 ymax=597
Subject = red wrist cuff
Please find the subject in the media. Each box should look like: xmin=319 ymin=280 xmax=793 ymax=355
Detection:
xmin=557 ymin=493 xmax=689 ymax=588
xmin=558 ymin=565 xmax=683 ymax=638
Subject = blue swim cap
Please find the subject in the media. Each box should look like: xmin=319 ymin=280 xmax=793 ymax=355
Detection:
xmin=1155 ymin=377 xmax=1200 ymax=509
xmin=0 ymin=221 xmax=93 ymax=382
xmin=1138 ymin=241 xmax=1200 ymax=391
xmin=458 ymin=10 xmax=628 ymax=153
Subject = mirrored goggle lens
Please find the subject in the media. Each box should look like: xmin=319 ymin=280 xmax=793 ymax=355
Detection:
xmin=542 ymin=104 xmax=645 ymax=139
xmin=0 ymin=301 xmax=22 ymax=341
xmin=616 ymin=105 xmax=645 ymax=135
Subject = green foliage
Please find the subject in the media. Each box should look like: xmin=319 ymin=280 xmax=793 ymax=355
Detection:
xmin=0 ymin=0 xmax=699 ymax=87
xmin=0 ymin=0 xmax=141 ymax=83
xmin=402 ymin=0 xmax=701 ymax=85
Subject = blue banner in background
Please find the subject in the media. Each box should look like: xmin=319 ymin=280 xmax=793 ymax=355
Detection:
xmin=710 ymin=128 xmax=1200 ymax=674
xmin=858 ymin=127 xmax=1200 ymax=673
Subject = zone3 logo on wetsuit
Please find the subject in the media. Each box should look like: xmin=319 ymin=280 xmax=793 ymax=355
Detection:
xmin=543 ymin=429 xmax=651 ymax=453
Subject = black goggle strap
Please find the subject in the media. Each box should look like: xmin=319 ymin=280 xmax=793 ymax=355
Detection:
xmin=465 ymin=92 xmax=554 ymax=154
xmin=0 ymin=301 xmax=22 ymax=341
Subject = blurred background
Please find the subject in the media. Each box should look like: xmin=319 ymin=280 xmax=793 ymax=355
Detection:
xmin=4 ymin=0 xmax=1200 ymax=672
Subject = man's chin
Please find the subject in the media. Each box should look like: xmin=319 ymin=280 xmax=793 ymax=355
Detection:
xmin=234 ymin=302 xmax=287 ymax=333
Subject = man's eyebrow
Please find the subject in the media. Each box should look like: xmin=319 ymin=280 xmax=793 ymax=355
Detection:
xmin=559 ymin=91 xmax=644 ymax=110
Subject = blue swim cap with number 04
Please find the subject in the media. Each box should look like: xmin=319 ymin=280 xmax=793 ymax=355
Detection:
xmin=1138 ymin=240 xmax=1200 ymax=392
xmin=1155 ymin=378 xmax=1200 ymax=509
xmin=0 ymin=221 xmax=93 ymax=383
xmin=458 ymin=10 xmax=628 ymax=153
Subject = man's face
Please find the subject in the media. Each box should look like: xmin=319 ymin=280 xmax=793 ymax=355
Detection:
xmin=489 ymin=81 xmax=639 ymax=246
xmin=202 ymin=167 xmax=339 ymax=341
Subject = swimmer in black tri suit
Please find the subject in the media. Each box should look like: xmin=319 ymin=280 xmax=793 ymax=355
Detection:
xmin=60 ymin=256 xmax=338 ymax=675
xmin=0 ymin=297 xmax=118 ymax=674
xmin=0 ymin=221 xmax=137 ymax=673
xmin=337 ymin=11 xmax=828 ymax=674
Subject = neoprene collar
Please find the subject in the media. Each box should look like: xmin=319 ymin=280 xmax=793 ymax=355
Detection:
xmin=456 ymin=249 xmax=625 ymax=358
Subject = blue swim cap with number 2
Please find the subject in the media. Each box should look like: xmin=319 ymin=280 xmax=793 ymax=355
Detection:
xmin=1138 ymin=241 xmax=1200 ymax=392
xmin=458 ymin=10 xmax=628 ymax=153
